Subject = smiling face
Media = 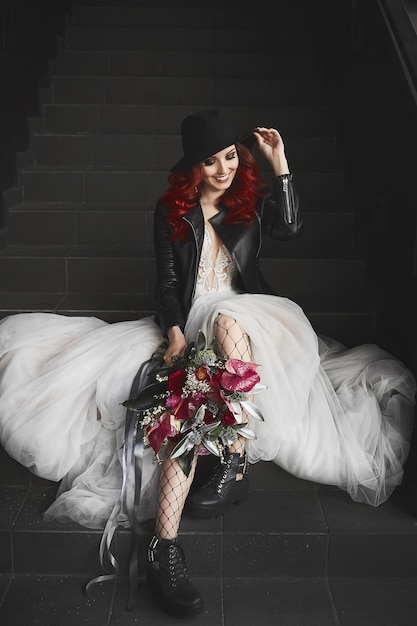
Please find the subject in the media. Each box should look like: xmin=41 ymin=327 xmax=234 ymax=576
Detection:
xmin=199 ymin=145 xmax=239 ymax=196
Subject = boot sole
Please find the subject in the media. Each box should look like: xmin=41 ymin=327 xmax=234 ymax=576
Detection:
xmin=147 ymin=573 xmax=204 ymax=617
xmin=187 ymin=491 xmax=249 ymax=519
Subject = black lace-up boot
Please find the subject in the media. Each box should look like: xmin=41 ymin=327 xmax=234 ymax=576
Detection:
xmin=147 ymin=536 xmax=204 ymax=617
xmin=186 ymin=452 xmax=249 ymax=518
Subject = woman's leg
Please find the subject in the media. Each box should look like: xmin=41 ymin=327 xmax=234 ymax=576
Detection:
xmin=147 ymin=448 xmax=203 ymax=616
xmin=148 ymin=313 xmax=253 ymax=611
xmin=186 ymin=314 xmax=251 ymax=517
xmin=155 ymin=448 xmax=197 ymax=539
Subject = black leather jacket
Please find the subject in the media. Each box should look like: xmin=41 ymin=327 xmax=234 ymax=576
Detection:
xmin=153 ymin=174 xmax=302 ymax=335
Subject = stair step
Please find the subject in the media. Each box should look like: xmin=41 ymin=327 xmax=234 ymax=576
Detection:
xmin=6 ymin=205 xmax=356 ymax=254
xmin=109 ymin=77 xmax=324 ymax=107
xmin=262 ymin=213 xmax=360 ymax=258
xmin=0 ymin=293 xmax=153 ymax=322
xmin=19 ymin=163 xmax=346 ymax=206
xmin=6 ymin=207 xmax=150 ymax=247
xmin=39 ymin=102 xmax=332 ymax=137
xmin=19 ymin=170 xmax=151 ymax=203
xmin=0 ymin=244 xmax=365 ymax=302
xmin=0 ymin=285 xmax=372 ymax=317
xmin=69 ymin=4 xmax=311 ymax=31
xmin=0 ymin=296 xmax=375 ymax=344
xmin=45 ymin=75 xmax=324 ymax=108
xmin=11 ymin=169 xmax=351 ymax=214
xmin=66 ymin=25 xmax=313 ymax=52
xmin=1 ymin=447 xmax=416 ymax=579
xmin=29 ymin=134 xmax=338 ymax=172
xmin=37 ymin=103 xmax=330 ymax=134
xmin=0 ymin=251 xmax=152 ymax=295
xmin=2 ymin=575 xmax=417 ymax=626
xmin=260 ymin=258 xmax=366 ymax=300
xmin=51 ymin=49 xmax=320 ymax=78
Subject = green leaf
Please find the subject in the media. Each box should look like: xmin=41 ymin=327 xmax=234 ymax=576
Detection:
xmin=237 ymin=426 xmax=257 ymax=439
xmin=193 ymin=404 xmax=207 ymax=425
xmin=170 ymin=434 xmax=194 ymax=459
xmin=230 ymin=402 xmax=243 ymax=423
xmin=122 ymin=380 xmax=166 ymax=410
xmin=180 ymin=419 xmax=193 ymax=433
xmin=197 ymin=330 xmax=206 ymax=351
xmin=209 ymin=336 xmax=219 ymax=353
xmin=202 ymin=439 xmax=222 ymax=457
xmin=201 ymin=420 xmax=221 ymax=434
xmin=251 ymin=383 xmax=267 ymax=395
xmin=240 ymin=400 xmax=264 ymax=421
xmin=183 ymin=342 xmax=195 ymax=360
xmin=178 ymin=448 xmax=195 ymax=477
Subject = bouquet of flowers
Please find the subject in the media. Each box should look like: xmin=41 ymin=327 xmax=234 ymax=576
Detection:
xmin=123 ymin=331 xmax=265 ymax=476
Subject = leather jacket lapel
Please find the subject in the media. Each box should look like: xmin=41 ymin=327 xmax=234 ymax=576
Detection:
xmin=182 ymin=204 xmax=205 ymax=257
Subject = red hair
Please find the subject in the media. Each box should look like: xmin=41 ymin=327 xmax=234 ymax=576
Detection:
xmin=160 ymin=143 xmax=266 ymax=240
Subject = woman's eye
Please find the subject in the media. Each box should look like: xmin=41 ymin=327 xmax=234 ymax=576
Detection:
xmin=226 ymin=152 xmax=236 ymax=160
xmin=203 ymin=159 xmax=215 ymax=166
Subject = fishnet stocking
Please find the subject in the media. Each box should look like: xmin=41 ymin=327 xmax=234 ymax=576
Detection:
xmin=214 ymin=314 xmax=252 ymax=458
xmin=155 ymin=448 xmax=197 ymax=540
xmin=214 ymin=314 xmax=252 ymax=361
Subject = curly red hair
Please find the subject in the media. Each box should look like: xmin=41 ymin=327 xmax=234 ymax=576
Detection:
xmin=159 ymin=143 xmax=266 ymax=240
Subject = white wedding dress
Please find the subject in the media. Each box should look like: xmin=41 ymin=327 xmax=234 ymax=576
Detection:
xmin=0 ymin=227 xmax=415 ymax=528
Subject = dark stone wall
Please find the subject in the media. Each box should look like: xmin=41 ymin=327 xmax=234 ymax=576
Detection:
xmin=319 ymin=0 xmax=417 ymax=371
xmin=0 ymin=0 xmax=71 ymax=228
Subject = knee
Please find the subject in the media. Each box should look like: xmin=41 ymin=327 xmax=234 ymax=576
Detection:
xmin=214 ymin=313 xmax=235 ymax=331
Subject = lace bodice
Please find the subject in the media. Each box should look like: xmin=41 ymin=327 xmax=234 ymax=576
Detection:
xmin=194 ymin=227 xmax=236 ymax=300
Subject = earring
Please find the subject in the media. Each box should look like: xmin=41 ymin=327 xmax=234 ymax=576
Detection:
xmin=195 ymin=186 xmax=199 ymax=194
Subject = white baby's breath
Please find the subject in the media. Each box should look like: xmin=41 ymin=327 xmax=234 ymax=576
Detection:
xmin=181 ymin=370 xmax=211 ymax=397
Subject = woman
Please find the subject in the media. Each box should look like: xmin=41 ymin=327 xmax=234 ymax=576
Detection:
xmin=0 ymin=109 xmax=415 ymax=618
xmin=147 ymin=109 xmax=304 ymax=616
xmin=145 ymin=109 xmax=417 ymax=616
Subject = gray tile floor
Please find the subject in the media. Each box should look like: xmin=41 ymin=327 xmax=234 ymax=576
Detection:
xmin=2 ymin=573 xmax=417 ymax=625
xmin=2 ymin=449 xmax=417 ymax=625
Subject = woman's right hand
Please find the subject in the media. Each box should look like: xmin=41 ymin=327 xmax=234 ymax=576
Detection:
xmin=164 ymin=326 xmax=188 ymax=365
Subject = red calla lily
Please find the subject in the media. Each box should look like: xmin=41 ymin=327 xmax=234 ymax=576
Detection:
xmin=220 ymin=359 xmax=260 ymax=392
xmin=148 ymin=412 xmax=177 ymax=455
xmin=221 ymin=411 xmax=236 ymax=426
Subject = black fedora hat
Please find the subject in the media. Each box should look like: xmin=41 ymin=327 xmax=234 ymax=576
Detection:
xmin=170 ymin=109 xmax=255 ymax=172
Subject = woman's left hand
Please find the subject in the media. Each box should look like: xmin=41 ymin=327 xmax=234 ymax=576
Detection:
xmin=253 ymin=127 xmax=290 ymax=176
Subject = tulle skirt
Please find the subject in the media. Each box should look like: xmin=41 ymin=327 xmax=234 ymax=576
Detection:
xmin=0 ymin=291 xmax=415 ymax=528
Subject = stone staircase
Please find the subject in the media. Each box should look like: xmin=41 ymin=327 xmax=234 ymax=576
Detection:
xmin=0 ymin=0 xmax=375 ymax=346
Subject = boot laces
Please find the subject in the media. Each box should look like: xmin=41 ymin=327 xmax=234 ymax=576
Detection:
xmin=210 ymin=456 xmax=233 ymax=495
xmin=168 ymin=543 xmax=191 ymax=589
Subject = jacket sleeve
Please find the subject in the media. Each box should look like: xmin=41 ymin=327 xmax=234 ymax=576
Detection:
xmin=153 ymin=203 xmax=186 ymax=335
xmin=260 ymin=174 xmax=303 ymax=239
